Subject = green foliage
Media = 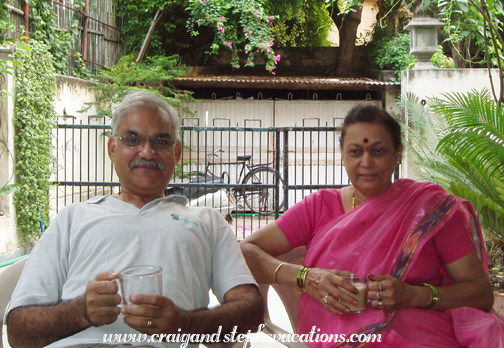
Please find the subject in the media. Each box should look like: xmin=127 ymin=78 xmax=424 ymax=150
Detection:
xmin=29 ymin=1 xmax=79 ymax=74
xmin=0 ymin=1 xmax=16 ymax=43
xmin=369 ymin=33 xmax=416 ymax=81
xmin=186 ymin=0 xmax=279 ymax=73
xmin=449 ymin=181 xmax=504 ymax=242
xmin=13 ymin=40 xmax=57 ymax=241
xmin=399 ymin=90 xmax=504 ymax=244
xmin=435 ymin=0 xmax=503 ymax=68
xmin=83 ymin=54 xmax=196 ymax=117
xmin=431 ymin=45 xmax=455 ymax=69
xmin=0 ymin=184 xmax=20 ymax=195
xmin=267 ymin=0 xmax=332 ymax=47
xmin=117 ymin=0 xmax=190 ymax=57
xmin=72 ymin=52 xmax=96 ymax=81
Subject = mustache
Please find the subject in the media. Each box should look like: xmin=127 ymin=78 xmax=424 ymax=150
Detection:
xmin=130 ymin=159 xmax=165 ymax=170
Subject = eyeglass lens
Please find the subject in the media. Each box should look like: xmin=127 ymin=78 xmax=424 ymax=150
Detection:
xmin=120 ymin=135 xmax=174 ymax=150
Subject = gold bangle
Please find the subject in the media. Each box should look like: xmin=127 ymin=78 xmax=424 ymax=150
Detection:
xmin=421 ymin=283 xmax=439 ymax=309
xmin=296 ymin=266 xmax=310 ymax=291
xmin=273 ymin=262 xmax=287 ymax=284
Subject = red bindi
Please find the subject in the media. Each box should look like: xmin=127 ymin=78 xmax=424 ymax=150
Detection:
xmin=364 ymin=146 xmax=370 ymax=152
xmin=363 ymin=138 xmax=369 ymax=143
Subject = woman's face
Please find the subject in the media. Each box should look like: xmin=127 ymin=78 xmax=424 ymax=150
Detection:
xmin=341 ymin=122 xmax=402 ymax=198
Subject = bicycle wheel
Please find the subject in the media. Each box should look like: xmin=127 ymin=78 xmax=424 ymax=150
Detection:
xmin=242 ymin=167 xmax=284 ymax=216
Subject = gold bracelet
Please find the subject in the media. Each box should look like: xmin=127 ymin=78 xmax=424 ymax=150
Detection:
xmin=421 ymin=283 xmax=439 ymax=309
xmin=296 ymin=266 xmax=310 ymax=291
xmin=273 ymin=262 xmax=287 ymax=284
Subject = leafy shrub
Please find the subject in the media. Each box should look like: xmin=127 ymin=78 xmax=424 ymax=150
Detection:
xmin=432 ymin=45 xmax=455 ymax=69
xmin=14 ymin=40 xmax=57 ymax=240
xmin=369 ymin=33 xmax=416 ymax=82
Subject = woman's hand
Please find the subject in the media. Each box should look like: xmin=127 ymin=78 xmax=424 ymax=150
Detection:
xmin=304 ymin=268 xmax=360 ymax=315
xmin=367 ymin=274 xmax=428 ymax=310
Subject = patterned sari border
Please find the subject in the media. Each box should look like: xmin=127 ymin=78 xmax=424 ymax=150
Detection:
xmin=394 ymin=195 xmax=459 ymax=279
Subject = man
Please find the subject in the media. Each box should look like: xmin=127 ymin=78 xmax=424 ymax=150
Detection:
xmin=6 ymin=91 xmax=263 ymax=347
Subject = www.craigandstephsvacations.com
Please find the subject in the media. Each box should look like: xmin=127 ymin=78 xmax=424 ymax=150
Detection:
xmin=103 ymin=325 xmax=383 ymax=347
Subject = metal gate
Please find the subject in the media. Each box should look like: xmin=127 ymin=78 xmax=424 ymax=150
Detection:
xmin=52 ymin=123 xmax=355 ymax=238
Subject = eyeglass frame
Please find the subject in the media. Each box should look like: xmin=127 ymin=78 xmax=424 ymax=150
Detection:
xmin=115 ymin=134 xmax=177 ymax=151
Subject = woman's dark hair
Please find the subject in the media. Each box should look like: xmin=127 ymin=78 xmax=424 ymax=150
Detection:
xmin=339 ymin=105 xmax=402 ymax=150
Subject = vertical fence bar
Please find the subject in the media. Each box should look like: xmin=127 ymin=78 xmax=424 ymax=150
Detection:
xmin=282 ymin=129 xmax=289 ymax=211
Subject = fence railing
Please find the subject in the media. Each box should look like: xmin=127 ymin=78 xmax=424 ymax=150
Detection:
xmin=52 ymin=123 xmax=356 ymax=238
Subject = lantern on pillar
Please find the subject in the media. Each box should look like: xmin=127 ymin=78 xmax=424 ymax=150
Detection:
xmin=404 ymin=2 xmax=444 ymax=69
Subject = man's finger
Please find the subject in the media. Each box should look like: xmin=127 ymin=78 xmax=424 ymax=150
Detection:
xmin=95 ymin=270 xmax=119 ymax=281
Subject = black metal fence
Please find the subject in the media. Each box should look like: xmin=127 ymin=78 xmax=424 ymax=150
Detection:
xmin=52 ymin=122 xmax=353 ymax=238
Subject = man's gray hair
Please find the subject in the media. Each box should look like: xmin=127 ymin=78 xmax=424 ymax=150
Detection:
xmin=111 ymin=91 xmax=181 ymax=139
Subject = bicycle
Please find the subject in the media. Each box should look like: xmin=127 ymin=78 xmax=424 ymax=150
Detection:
xmin=200 ymin=149 xmax=285 ymax=216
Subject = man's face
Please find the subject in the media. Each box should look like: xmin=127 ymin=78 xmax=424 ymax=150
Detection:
xmin=108 ymin=106 xmax=181 ymax=198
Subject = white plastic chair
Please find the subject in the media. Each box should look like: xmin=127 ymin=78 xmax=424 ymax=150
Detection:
xmin=1 ymin=257 xmax=28 ymax=348
xmin=258 ymin=246 xmax=308 ymax=348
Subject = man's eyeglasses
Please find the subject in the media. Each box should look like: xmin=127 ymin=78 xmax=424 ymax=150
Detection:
xmin=116 ymin=135 xmax=176 ymax=151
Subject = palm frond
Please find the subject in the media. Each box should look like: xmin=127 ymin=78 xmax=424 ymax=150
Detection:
xmin=430 ymin=89 xmax=504 ymax=177
xmin=399 ymin=91 xmax=504 ymax=242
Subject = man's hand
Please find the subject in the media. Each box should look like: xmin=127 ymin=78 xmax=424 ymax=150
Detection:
xmin=121 ymin=294 xmax=183 ymax=334
xmin=84 ymin=271 xmax=122 ymax=326
xmin=120 ymin=284 xmax=263 ymax=337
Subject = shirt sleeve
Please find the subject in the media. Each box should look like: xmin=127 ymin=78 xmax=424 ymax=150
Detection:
xmin=8 ymin=207 xmax=72 ymax=312
xmin=208 ymin=210 xmax=257 ymax=303
xmin=276 ymin=189 xmax=344 ymax=248
xmin=435 ymin=204 xmax=476 ymax=265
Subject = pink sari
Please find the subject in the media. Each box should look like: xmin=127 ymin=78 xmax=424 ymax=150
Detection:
xmin=298 ymin=179 xmax=504 ymax=347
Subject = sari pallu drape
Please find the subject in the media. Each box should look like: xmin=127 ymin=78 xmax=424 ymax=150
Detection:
xmin=296 ymin=179 xmax=504 ymax=348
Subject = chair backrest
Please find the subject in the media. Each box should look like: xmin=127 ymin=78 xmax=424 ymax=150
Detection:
xmin=259 ymin=246 xmax=307 ymax=348
xmin=0 ymin=257 xmax=28 ymax=348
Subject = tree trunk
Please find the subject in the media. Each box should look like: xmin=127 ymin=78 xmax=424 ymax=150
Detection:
xmin=330 ymin=2 xmax=364 ymax=76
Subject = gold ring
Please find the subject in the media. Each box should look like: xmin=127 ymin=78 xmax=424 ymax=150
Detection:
xmin=323 ymin=295 xmax=329 ymax=304
xmin=147 ymin=318 xmax=152 ymax=328
xmin=379 ymin=281 xmax=383 ymax=291
xmin=378 ymin=300 xmax=383 ymax=309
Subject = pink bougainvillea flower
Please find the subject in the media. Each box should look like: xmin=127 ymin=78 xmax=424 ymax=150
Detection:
xmin=269 ymin=15 xmax=274 ymax=21
xmin=266 ymin=48 xmax=271 ymax=53
xmin=275 ymin=54 xmax=281 ymax=62
xmin=245 ymin=51 xmax=249 ymax=54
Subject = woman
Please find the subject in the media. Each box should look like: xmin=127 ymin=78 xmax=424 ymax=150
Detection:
xmin=240 ymin=105 xmax=504 ymax=347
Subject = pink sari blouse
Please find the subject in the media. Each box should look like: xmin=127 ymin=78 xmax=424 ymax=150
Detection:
xmin=277 ymin=179 xmax=504 ymax=347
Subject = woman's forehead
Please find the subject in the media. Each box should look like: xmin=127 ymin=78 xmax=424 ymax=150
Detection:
xmin=344 ymin=122 xmax=394 ymax=144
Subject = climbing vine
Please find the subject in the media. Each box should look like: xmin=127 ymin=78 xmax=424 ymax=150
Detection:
xmin=13 ymin=40 xmax=57 ymax=241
